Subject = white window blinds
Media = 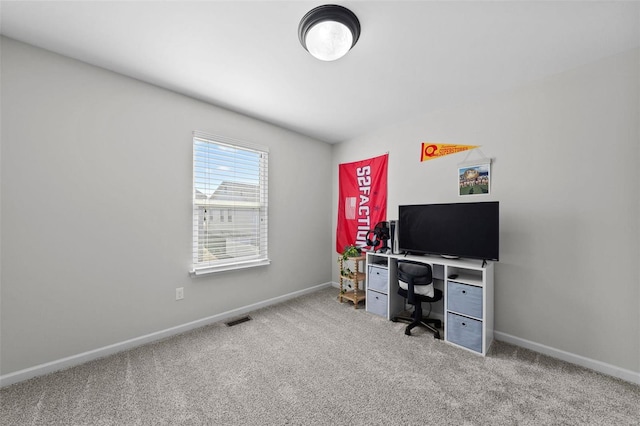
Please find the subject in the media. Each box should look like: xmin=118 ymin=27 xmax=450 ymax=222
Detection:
xmin=192 ymin=132 xmax=269 ymax=275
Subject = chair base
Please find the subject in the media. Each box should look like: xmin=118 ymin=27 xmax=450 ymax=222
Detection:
xmin=392 ymin=314 xmax=442 ymax=339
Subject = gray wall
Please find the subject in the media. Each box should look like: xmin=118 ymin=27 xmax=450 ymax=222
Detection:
xmin=2 ymin=35 xmax=638 ymax=380
xmin=0 ymin=38 xmax=333 ymax=375
xmin=332 ymin=48 xmax=640 ymax=374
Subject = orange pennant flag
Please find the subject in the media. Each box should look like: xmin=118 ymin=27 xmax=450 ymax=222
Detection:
xmin=420 ymin=143 xmax=479 ymax=161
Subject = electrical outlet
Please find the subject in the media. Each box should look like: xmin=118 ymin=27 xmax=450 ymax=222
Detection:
xmin=176 ymin=287 xmax=184 ymax=300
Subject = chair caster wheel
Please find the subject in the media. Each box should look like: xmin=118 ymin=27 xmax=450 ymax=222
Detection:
xmin=434 ymin=333 xmax=441 ymax=340
xmin=391 ymin=318 xmax=398 ymax=323
xmin=405 ymin=329 xmax=411 ymax=336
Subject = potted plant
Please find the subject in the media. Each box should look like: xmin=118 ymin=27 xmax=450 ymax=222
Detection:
xmin=338 ymin=244 xmax=362 ymax=279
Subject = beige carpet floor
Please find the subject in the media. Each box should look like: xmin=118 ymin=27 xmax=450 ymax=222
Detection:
xmin=1 ymin=287 xmax=639 ymax=425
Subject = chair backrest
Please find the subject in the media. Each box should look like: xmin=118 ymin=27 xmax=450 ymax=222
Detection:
xmin=397 ymin=260 xmax=432 ymax=285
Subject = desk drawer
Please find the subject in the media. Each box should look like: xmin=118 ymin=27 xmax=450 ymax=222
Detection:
xmin=447 ymin=281 xmax=483 ymax=319
xmin=447 ymin=312 xmax=482 ymax=353
xmin=367 ymin=266 xmax=388 ymax=293
xmin=366 ymin=290 xmax=387 ymax=318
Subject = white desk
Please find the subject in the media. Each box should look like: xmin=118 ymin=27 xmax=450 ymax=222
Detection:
xmin=365 ymin=252 xmax=494 ymax=356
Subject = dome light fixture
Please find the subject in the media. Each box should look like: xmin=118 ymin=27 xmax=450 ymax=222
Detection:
xmin=298 ymin=4 xmax=361 ymax=61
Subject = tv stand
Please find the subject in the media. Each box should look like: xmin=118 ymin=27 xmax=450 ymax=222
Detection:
xmin=365 ymin=252 xmax=494 ymax=356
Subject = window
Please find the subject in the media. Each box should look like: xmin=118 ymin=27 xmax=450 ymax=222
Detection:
xmin=192 ymin=132 xmax=269 ymax=275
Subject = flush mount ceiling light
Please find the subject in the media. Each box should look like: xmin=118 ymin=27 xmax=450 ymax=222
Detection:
xmin=298 ymin=4 xmax=361 ymax=61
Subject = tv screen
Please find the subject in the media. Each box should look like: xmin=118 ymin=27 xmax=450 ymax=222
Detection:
xmin=398 ymin=202 xmax=499 ymax=261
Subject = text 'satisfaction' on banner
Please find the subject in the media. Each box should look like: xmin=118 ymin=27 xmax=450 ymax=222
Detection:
xmin=336 ymin=154 xmax=388 ymax=253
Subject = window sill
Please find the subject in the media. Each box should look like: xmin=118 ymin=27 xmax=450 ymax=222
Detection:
xmin=190 ymin=259 xmax=271 ymax=277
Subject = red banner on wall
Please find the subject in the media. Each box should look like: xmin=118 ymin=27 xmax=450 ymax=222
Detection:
xmin=336 ymin=154 xmax=388 ymax=253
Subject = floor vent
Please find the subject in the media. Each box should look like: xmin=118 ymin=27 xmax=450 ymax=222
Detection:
xmin=225 ymin=316 xmax=252 ymax=327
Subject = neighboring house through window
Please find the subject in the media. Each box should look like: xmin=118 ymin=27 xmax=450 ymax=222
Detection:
xmin=192 ymin=132 xmax=269 ymax=275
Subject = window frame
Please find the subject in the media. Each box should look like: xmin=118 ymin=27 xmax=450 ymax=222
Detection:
xmin=191 ymin=131 xmax=270 ymax=276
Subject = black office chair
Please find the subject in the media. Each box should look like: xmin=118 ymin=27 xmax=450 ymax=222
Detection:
xmin=392 ymin=260 xmax=443 ymax=339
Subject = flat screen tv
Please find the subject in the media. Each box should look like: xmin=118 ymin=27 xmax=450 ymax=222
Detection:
xmin=398 ymin=201 xmax=499 ymax=261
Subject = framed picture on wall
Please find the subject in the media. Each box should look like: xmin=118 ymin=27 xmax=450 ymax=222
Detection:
xmin=458 ymin=163 xmax=490 ymax=196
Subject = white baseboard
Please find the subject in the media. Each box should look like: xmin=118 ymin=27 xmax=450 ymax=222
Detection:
xmin=494 ymin=331 xmax=640 ymax=385
xmin=332 ymin=281 xmax=638 ymax=385
xmin=0 ymin=282 xmax=332 ymax=388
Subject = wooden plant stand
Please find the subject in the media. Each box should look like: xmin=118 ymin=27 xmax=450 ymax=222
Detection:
xmin=338 ymin=254 xmax=366 ymax=308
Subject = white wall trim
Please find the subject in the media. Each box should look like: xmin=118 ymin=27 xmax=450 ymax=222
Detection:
xmin=334 ymin=283 xmax=638 ymax=384
xmin=494 ymin=331 xmax=640 ymax=385
xmin=0 ymin=282 xmax=332 ymax=388
xmin=4 ymin=288 xmax=637 ymax=388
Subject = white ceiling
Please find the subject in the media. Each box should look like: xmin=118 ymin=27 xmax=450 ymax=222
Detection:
xmin=1 ymin=1 xmax=639 ymax=143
